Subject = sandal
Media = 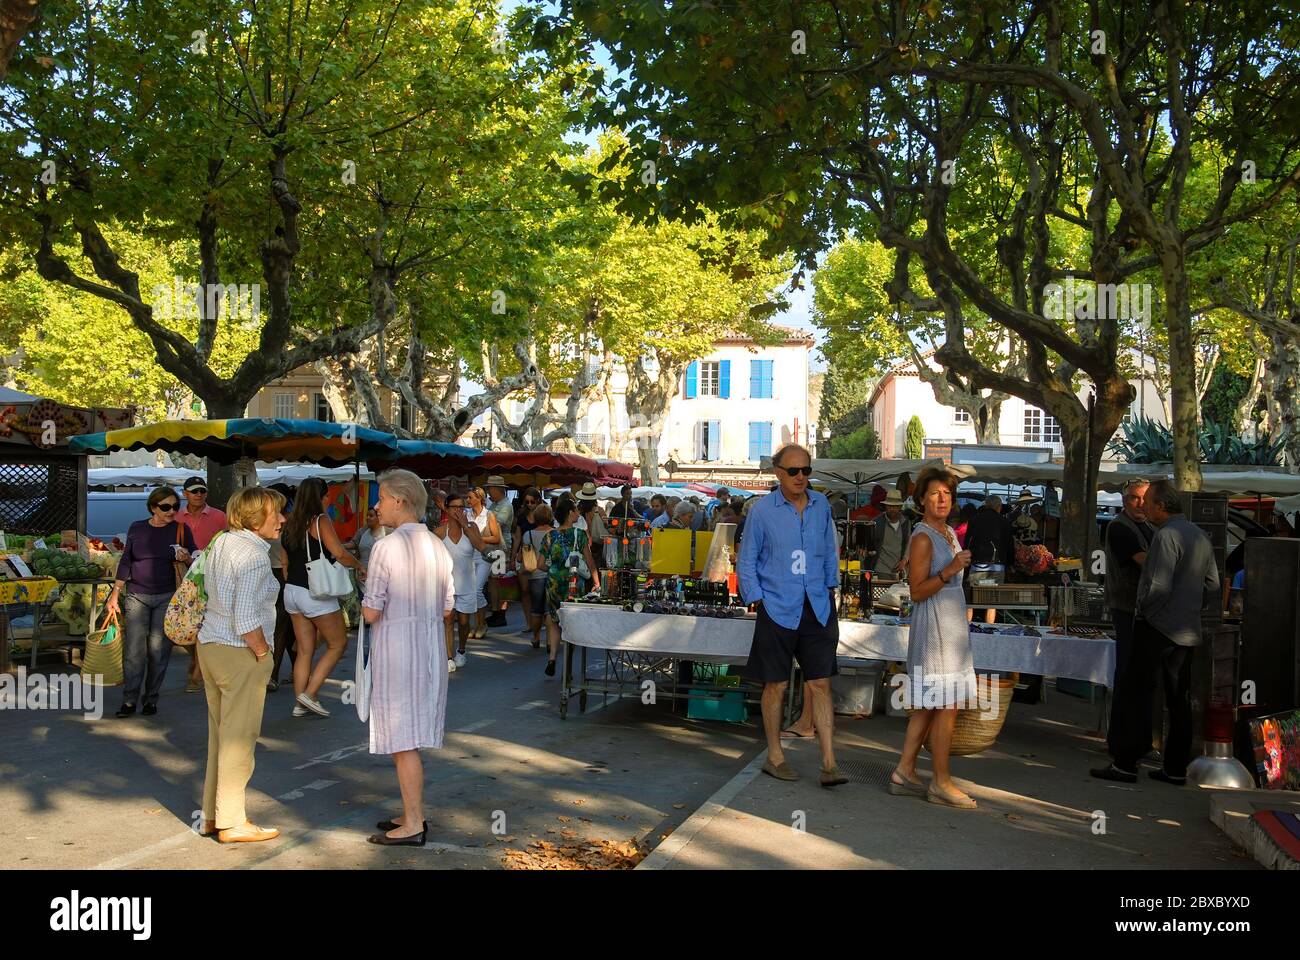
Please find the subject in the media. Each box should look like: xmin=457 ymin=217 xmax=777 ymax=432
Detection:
xmin=780 ymin=727 xmax=815 ymax=740
xmin=887 ymin=771 xmax=927 ymax=797
xmin=926 ymin=784 xmax=977 ymax=809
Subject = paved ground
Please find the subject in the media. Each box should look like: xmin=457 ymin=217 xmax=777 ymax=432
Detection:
xmin=644 ymin=690 xmax=1257 ymax=870
xmin=0 ymin=609 xmax=1256 ymax=870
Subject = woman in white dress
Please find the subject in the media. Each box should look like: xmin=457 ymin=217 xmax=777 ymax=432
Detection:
xmin=435 ymin=491 xmax=488 ymax=671
xmin=465 ymin=486 xmax=502 ymax=639
xmin=361 ymin=470 xmax=456 ymax=846
xmin=889 ymin=466 xmax=978 ymax=809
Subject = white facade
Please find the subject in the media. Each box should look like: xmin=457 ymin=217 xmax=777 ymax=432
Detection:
xmin=871 ymin=351 xmax=1167 ymax=461
xmin=527 ymin=329 xmax=814 ymax=471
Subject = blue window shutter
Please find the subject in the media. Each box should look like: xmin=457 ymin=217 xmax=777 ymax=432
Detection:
xmin=685 ymin=361 xmax=698 ymax=399
xmin=709 ymin=421 xmax=721 ymax=461
xmin=748 ymin=422 xmax=760 ymax=461
xmin=749 ymin=359 xmax=761 ymax=397
xmin=763 ymin=421 xmax=772 ymax=454
xmin=719 ymin=360 xmax=730 ymax=398
xmin=762 ymin=360 xmax=773 ymax=398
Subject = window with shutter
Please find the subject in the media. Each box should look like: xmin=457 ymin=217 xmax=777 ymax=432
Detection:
xmin=718 ymin=360 xmax=730 ymax=398
xmin=685 ymin=361 xmax=698 ymax=399
xmin=750 ymin=359 xmax=773 ymax=398
xmin=748 ymin=421 xmax=773 ymax=461
xmin=273 ymin=393 xmax=294 ymax=420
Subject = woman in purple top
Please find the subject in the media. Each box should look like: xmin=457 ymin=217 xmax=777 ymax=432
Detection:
xmin=107 ymin=486 xmax=197 ymax=718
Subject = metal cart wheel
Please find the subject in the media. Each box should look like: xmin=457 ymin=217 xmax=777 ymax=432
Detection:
xmin=559 ymin=693 xmax=569 ymax=719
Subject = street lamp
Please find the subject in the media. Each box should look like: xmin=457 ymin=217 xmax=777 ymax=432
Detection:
xmin=663 ymin=457 xmax=678 ymax=480
xmin=473 ymin=426 xmax=491 ymax=450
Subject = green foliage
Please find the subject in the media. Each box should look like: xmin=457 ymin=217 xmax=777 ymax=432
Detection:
xmin=1201 ymin=367 xmax=1253 ymax=429
xmin=1109 ymin=417 xmax=1286 ymax=466
xmin=905 ymin=416 xmax=926 ymax=460
xmin=826 ymin=424 xmax=880 ymax=460
xmin=820 ymin=357 xmax=873 ymax=439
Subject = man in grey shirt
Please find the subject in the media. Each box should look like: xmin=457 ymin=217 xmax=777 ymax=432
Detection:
xmin=1092 ymin=479 xmax=1219 ymax=785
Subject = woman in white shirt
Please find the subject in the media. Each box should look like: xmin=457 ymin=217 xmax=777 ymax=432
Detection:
xmin=195 ymin=486 xmax=286 ymax=844
xmin=464 ymin=487 xmax=501 ymax=640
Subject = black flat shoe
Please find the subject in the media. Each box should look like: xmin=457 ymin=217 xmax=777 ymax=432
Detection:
xmin=142 ymin=703 xmax=157 ymax=716
xmin=1090 ymin=763 xmax=1137 ymax=783
xmin=115 ymin=703 xmax=136 ymax=718
xmin=544 ymin=659 xmax=556 ymax=677
xmin=377 ymin=819 xmax=401 ymax=831
xmin=367 ymin=821 xmax=427 ymax=846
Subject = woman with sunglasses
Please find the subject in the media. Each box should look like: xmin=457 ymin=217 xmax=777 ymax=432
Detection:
xmin=107 ymin=486 xmax=198 ymax=718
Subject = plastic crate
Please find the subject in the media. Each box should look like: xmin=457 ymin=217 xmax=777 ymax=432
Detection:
xmin=686 ymin=675 xmax=748 ymax=723
xmin=831 ymin=659 xmax=885 ymax=716
xmin=970 ymin=584 xmax=1045 ymax=607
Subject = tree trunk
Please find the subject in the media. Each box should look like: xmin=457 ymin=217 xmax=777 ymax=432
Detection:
xmin=202 ymin=396 xmax=248 ymax=508
xmin=972 ymin=399 xmax=1002 ymax=444
xmin=624 ymin=354 xmax=680 ymax=486
xmin=1160 ymin=249 xmax=1204 ymax=490
xmin=0 ymin=0 xmax=39 ymax=79
xmin=1266 ymin=330 xmax=1300 ymax=469
xmin=1235 ymin=356 xmax=1265 ymax=439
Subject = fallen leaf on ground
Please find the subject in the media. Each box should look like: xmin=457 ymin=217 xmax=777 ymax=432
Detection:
xmin=502 ymin=836 xmax=648 ymax=871
xmin=672 ymin=803 xmax=686 ymax=809
xmin=573 ymin=799 xmax=587 ymax=805
xmin=557 ymin=815 xmax=572 ymax=823
xmin=560 ymin=829 xmax=579 ymax=838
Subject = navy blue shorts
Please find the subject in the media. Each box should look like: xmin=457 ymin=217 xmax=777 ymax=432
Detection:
xmin=744 ymin=596 xmax=840 ymax=684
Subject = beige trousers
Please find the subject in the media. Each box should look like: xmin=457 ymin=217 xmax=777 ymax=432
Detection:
xmin=197 ymin=641 xmax=273 ymax=829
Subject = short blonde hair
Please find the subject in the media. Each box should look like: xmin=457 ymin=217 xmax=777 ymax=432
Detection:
xmin=467 ymin=485 xmax=487 ymax=507
xmin=225 ymin=486 xmax=284 ymax=532
xmin=379 ymin=468 xmax=428 ymax=519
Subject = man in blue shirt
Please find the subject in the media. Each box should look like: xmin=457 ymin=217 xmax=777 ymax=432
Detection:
xmin=738 ymin=443 xmax=847 ymax=787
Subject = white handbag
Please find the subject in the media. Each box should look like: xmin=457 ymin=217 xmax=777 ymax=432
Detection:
xmin=305 ymin=516 xmax=353 ymax=599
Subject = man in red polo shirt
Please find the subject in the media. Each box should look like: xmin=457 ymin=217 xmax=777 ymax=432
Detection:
xmin=177 ymin=476 xmax=228 ymax=690
xmin=176 ymin=476 xmax=227 ymax=549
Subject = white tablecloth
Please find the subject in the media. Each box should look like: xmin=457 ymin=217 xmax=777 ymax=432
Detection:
xmin=556 ymin=604 xmax=1115 ymax=685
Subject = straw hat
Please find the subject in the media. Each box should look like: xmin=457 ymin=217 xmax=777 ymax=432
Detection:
xmin=882 ymin=489 xmax=905 ymax=507
xmin=484 ymin=475 xmax=508 ymax=489
xmin=1014 ymin=489 xmax=1038 ymax=504
xmin=576 ymin=481 xmax=600 ymax=501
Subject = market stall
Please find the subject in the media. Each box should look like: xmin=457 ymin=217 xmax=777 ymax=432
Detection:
xmin=556 ymin=604 xmax=1114 ymax=719
xmin=0 ymin=391 xmax=131 ymax=672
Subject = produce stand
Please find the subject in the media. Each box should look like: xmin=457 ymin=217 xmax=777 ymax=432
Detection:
xmin=555 ymin=603 xmax=1115 ymax=721
xmin=0 ymin=577 xmax=59 ymax=671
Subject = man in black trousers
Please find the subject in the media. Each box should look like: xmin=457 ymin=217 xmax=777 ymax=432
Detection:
xmin=1092 ymin=479 xmax=1219 ymax=785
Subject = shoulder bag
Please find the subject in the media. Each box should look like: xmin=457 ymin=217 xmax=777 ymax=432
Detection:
xmin=306 ymin=515 xmax=354 ymax=599
xmin=520 ymin=530 xmax=539 ymax=574
xmin=164 ymin=531 xmax=224 ymax=647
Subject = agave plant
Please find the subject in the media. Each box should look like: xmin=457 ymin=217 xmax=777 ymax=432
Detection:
xmin=1108 ymin=416 xmax=1174 ymax=463
xmin=1110 ymin=416 xmax=1287 ymax=466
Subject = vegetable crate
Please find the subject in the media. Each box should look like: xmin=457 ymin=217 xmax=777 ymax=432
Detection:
xmin=970 ymin=584 xmax=1045 ymax=607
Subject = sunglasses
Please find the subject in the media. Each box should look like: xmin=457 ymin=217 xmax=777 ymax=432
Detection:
xmin=157 ymin=502 xmax=178 ymax=512
xmin=187 ymin=487 xmax=208 ymax=495
xmin=780 ymin=465 xmax=813 ymax=476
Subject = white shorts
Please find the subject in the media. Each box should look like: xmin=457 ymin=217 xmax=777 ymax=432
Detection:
xmin=284 ymin=583 xmax=341 ymax=618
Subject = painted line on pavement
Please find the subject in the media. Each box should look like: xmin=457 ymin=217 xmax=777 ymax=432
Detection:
xmin=277 ymin=778 xmax=340 ymax=801
xmin=91 ymin=829 xmax=203 ymax=870
xmin=514 ymin=699 xmax=549 ymax=711
xmin=293 ymin=742 xmax=368 ymax=771
xmin=636 ymin=749 xmax=769 ymax=871
xmin=454 ymin=718 xmax=495 ymax=733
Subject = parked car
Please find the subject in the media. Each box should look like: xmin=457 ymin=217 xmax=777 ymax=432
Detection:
xmin=86 ymin=491 xmax=154 ymax=542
